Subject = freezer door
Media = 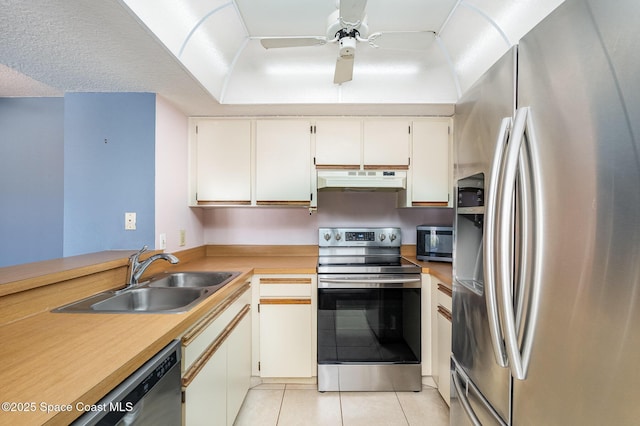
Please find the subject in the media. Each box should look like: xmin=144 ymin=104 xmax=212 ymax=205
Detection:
xmin=513 ymin=0 xmax=640 ymax=424
xmin=450 ymin=357 xmax=507 ymax=426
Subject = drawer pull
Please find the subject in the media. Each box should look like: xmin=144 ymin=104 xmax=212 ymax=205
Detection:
xmin=182 ymin=304 xmax=251 ymax=388
xmin=259 ymin=298 xmax=311 ymax=305
xmin=260 ymin=277 xmax=312 ymax=285
xmin=437 ymin=283 xmax=452 ymax=298
xmin=437 ymin=305 xmax=452 ymax=322
xmin=182 ymin=281 xmax=251 ymax=346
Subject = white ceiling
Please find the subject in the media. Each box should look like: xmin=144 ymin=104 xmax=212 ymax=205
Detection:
xmin=0 ymin=0 xmax=564 ymax=115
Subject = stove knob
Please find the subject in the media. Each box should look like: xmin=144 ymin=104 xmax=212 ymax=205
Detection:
xmin=324 ymin=233 xmax=331 ymax=241
xmin=379 ymin=233 xmax=386 ymax=241
xmin=335 ymin=233 xmax=342 ymax=241
xmin=390 ymin=233 xmax=397 ymax=242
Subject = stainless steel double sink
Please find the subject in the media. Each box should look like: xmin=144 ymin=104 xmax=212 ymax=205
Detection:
xmin=53 ymin=271 xmax=241 ymax=314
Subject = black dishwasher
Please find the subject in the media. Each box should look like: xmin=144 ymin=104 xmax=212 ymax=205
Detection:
xmin=72 ymin=340 xmax=182 ymax=426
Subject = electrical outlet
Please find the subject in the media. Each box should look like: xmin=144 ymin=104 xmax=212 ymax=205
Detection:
xmin=125 ymin=212 xmax=136 ymax=230
xmin=159 ymin=233 xmax=167 ymax=250
xmin=179 ymin=229 xmax=186 ymax=247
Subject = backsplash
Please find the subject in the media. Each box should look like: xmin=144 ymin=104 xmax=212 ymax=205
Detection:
xmin=203 ymin=191 xmax=453 ymax=245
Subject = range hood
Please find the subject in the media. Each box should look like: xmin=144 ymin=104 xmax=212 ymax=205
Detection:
xmin=317 ymin=170 xmax=407 ymax=191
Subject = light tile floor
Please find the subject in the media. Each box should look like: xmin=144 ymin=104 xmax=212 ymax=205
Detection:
xmin=234 ymin=383 xmax=449 ymax=426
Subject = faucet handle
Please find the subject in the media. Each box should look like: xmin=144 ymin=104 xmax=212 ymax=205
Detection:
xmin=129 ymin=245 xmax=148 ymax=261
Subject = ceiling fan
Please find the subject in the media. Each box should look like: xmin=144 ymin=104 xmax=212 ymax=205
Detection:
xmin=259 ymin=0 xmax=435 ymax=84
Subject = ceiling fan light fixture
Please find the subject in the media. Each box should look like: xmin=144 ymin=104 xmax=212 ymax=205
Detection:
xmin=339 ymin=35 xmax=357 ymax=58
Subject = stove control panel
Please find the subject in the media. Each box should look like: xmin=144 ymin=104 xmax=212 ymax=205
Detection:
xmin=319 ymin=227 xmax=401 ymax=247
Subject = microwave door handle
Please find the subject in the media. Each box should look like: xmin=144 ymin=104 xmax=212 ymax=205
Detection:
xmin=483 ymin=116 xmax=511 ymax=368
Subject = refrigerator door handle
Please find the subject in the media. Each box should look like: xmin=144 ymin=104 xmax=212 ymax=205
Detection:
xmin=483 ymin=116 xmax=511 ymax=368
xmin=451 ymin=368 xmax=483 ymax=426
xmin=451 ymin=359 xmax=508 ymax=426
xmin=498 ymin=106 xmax=541 ymax=381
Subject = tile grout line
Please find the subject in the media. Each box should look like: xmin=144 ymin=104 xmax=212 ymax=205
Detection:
xmin=338 ymin=390 xmax=345 ymax=426
xmin=395 ymin=391 xmax=411 ymax=426
xmin=275 ymin=384 xmax=287 ymax=425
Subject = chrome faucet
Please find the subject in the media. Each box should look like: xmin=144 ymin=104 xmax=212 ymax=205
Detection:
xmin=126 ymin=245 xmax=179 ymax=287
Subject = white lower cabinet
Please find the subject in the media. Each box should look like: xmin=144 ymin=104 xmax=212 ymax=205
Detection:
xmin=421 ymin=273 xmax=432 ymax=376
xmin=226 ymin=313 xmax=252 ymax=422
xmin=254 ymin=275 xmax=316 ymax=378
xmin=184 ymin=343 xmax=227 ymax=426
xmin=182 ymin=283 xmax=251 ymax=426
xmin=259 ymin=303 xmax=312 ymax=377
xmin=436 ymin=282 xmax=452 ymax=406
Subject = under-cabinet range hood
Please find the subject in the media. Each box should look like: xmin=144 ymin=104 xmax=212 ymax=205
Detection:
xmin=317 ymin=170 xmax=407 ymax=191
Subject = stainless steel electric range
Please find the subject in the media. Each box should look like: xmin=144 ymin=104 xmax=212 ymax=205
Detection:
xmin=317 ymin=227 xmax=422 ymax=392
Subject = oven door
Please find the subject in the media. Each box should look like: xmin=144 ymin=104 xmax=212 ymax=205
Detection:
xmin=317 ymin=274 xmax=421 ymax=365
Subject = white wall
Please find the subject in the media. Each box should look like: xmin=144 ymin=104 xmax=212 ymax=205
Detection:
xmin=155 ymin=96 xmax=204 ymax=251
xmin=203 ymin=191 xmax=453 ymax=245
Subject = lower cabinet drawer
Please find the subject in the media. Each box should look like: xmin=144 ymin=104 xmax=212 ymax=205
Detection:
xmin=259 ymin=277 xmax=312 ymax=298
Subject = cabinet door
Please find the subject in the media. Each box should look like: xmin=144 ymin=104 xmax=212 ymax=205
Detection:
xmin=259 ymin=301 xmax=312 ymax=377
xmin=431 ymin=278 xmax=439 ymax=385
xmin=437 ymin=305 xmax=452 ymax=406
xmin=184 ymin=343 xmax=227 ymax=426
xmin=226 ymin=312 xmax=251 ymax=426
xmin=411 ymin=120 xmax=451 ymax=206
xmin=363 ymin=119 xmax=410 ymax=168
xmin=196 ymin=120 xmax=251 ymax=203
xmin=314 ymin=120 xmax=361 ymax=167
xmin=421 ymin=274 xmax=432 ymax=376
xmin=256 ymin=120 xmax=311 ymax=204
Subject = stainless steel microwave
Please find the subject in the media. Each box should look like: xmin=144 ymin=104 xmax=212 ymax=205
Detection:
xmin=416 ymin=225 xmax=453 ymax=262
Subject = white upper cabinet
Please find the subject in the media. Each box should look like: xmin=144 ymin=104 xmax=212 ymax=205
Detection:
xmin=195 ymin=120 xmax=251 ymax=204
xmin=314 ymin=120 xmax=361 ymax=168
xmin=363 ymin=119 xmax=411 ymax=168
xmin=255 ymin=120 xmax=312 ymax=205
xmin=189 ymin=116 xmax=451 ymax=208
xmin=410 ymin=119 xmax=452 ymax=206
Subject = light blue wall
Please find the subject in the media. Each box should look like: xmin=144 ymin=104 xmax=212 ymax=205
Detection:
xmin=0 ymin=98 xmax=65 ymax=267
xmin=63 ymin=93 xmax=156 ymax=256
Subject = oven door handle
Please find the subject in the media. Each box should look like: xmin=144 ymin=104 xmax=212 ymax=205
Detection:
xmin=318 ymin=278 xmax=421 ymax=288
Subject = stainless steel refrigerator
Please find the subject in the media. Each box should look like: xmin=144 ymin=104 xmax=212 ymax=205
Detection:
xmin=451 ymin=0 xmax=640 ymax=424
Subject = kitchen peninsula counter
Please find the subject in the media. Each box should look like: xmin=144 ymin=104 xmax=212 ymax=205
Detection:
xmin=0 ymin=246 xmax=316 ymax=426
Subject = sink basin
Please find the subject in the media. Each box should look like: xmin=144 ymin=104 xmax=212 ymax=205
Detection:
xmin=52 ymin=271 xmax=241 ymax=314
xmin=53 ymin=287 xmax=208 ymax=313
xmin=147 ymin=271 xmax=240 ymax=289
xmin=90 ymin=288 xmax=206 ymax=313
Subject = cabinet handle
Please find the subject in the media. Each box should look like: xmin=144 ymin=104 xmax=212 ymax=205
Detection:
xmin=259 ymin=298 xmax=311 ymax=305
xmin=437 ymin=283 xmax=452 ymax=297
xmin=259 ymin=278 xmax=312 ymax=285
xmin=183 ymin=281 xmax=251 ymax=346
xmin=437 ymin=305 xmax=452 ymax=322
xmin=182 ymin=304 xmax=251 ymax=388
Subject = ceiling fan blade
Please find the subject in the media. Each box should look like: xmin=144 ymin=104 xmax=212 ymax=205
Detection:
xmin=367 ymin=31 xmax=436 ymax=51
xmin=339 ymin=0 xmax=368 ymax=26
xmin=260 ymin=37 xmax=327 ymax=49
xmin=334 ymin=56 xmax=354 ymax=84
